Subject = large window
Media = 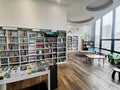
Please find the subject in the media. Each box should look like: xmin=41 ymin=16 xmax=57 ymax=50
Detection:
xmin=102 ymin=11 xmax=113 ymax=39
xmin=94 ymin=5 xmax=120 ymax=54
xmin=115 ymin=6 xmax=120 ymax=39
xmin=114 ymin=6 xmax=120 ymax=53
xmin=95 ymin=19 xmax=101 ymax=48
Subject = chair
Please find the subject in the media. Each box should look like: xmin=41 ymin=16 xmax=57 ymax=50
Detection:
xmin=112 ymin=68 xmax=120 ymax=81
xmin=108 ymin=53 xmax=120 ymax=65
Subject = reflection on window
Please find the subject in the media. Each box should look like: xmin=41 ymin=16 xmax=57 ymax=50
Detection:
xmin=114 ymin=41 xmax=120 ymax=52
xmin=115 ymin=6 xmax=120 ymax=39
xmin=102 ymin=11 xmax=113 ymax=39
xmin=113 ymin=53 xmax=119 ymax=56
xmin=102 ymin=41 xmax=111 ymax=50
xmin=101 ymin=50 xmax=110 ymax=55
xmin=94 ymin=48 xmax=99 ymax=52
xmin=95 ymin=19 xmax=101 ymax=48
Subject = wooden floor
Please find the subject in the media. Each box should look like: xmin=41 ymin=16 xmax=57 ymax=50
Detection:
xmin=57 ymin=52 xmax=120 ymax=90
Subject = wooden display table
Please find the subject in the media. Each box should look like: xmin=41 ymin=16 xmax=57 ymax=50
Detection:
xmin=0 ymin=70 xmax=50 ymax=90
xmin=86 ymin=54 xmax=106 ymax=65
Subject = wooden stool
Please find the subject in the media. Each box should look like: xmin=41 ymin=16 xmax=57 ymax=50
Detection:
xmin=112 ymin=68 xmax=120 ymax=81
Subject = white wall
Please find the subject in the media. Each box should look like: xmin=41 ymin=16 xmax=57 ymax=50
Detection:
xmin=67 ymin=23 xmax=94 ymax=51
xmin=0 ymin=0 xmax=67 ymax=30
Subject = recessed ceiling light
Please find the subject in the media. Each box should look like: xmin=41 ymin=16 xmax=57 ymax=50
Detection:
xmin=57 ymin=0 xmax=61 ymax=3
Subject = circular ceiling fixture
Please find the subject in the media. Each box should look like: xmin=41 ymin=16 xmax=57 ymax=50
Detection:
xmin=68 ymin=17 xmax=94 ymax=23
xmin=86 ymin=0 xmax=113 ymax=11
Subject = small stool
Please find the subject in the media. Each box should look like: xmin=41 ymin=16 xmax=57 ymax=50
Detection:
xmin=112 ymin=68 xmax=120 ymax=81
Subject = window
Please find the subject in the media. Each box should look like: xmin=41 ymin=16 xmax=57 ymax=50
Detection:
xmin=102 ymin=11 xmax=113 ymax=39
xmin=102 ymin=40 xmax=111 ymax=50
xmin=114 ymin=41 xmax=120 ymax=52
xmin=94 ymin=48 xmax=99 ymax=52
xmin=94 ymin=5 xmax=120 ymax=54
xmin=115 ymin=6 xmax=120 ymax=39
xmin=114 ymin=6 xmax=120 ymax=53
xmin=95 ymin=19 xmax=101 ymax=48
xmin=101 ymin=50 xmax=110 ymax=55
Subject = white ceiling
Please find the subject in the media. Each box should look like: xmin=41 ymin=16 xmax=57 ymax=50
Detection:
xmin=40 ymin=0 xmax=120 ymax=24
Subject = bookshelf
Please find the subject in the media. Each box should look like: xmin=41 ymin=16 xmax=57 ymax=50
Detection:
xmin=67 ymin=36 xmax=72 ymax=50
xmin=72 ymin=36 xmax=78 ymax=50
xmin=82 ymin=40 xmax=94 ymax=51
xmin=19 ymin=30 xmax=29 ymax=64
xmin=57 ymin=31 xmax=66 ymax=64
xmin=67 ymin=36 xmax=78 ymax=51
xmin=0 ymin=28 xmax=66 ymax=68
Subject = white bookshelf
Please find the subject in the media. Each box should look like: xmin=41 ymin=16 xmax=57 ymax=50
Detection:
xmin=67 ymin=36 xmax=78 ymax=51
xmin=0 ymin=28 xmax=67 ymax=66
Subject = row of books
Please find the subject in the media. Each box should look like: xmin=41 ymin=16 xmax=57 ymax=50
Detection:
xmin=58 ymin=43 xmax=66 ymax=47
xmin=57 ymin=53 xmax=66 ymax=57
xmin=19 ymin=31 xmax=28 ymax=38
xmin=29 ymin=56 xmax=36 ymax=61
xmin=44 ymin=49 xmax=52 ymax=53
xmin=0 ymin=51 xmax=19 ymax=57
xmin=58 ymin=58 xmax=66 ymax=62
xmin=53 ymin=49 xmax=57 ymax=53
xmin=36 ymin=38 xmax=44 ymax=42
xmin=36 ymin=44 xmax=44 ymax=48
xmin=36 ymin=50 xmax=44 ymax=54
xmin=1 ymin=58 xmax=8 ymax=64
xmin=9 ymin=57 xmax=19 ymax=63
xmin=0 ymin=38 xmax=6 ymax=44
xmin=58 ymin=48 xmax=66 ymax=52
xmin=0 ymin=45 xmax=7 ymax=50
xmin=45 ymin=54 xmax=52 ymax=59
xmin=20 ymin=44 xmax=28 ymax=49
xmin=20 ymin=50 xmax=28 ymax=55
xmin=8 ymin=37 xmax=18 ymax=43
xmin=53 ymin=43 xmax=57 ymax=47
xmin=29 ymin=45 xmax=35 ymax=50
xmin=20 ymin=38 xmax=28 ymax=43
xmin=53 ymin=54 xmax=57 ymax=58
xmin=58 ymin=38 xmax=66 ymax=43
xmin=21 ymin=56 xmax=28 ymax=62
xmin=45 ymin=37 xmax=57 ymax=42
xmin=9 ymin=44 xmax=19 ymax=50
xmin=45 ymin=43 xmax=52 ymax=48
xmin=8 ymin=31 xmax=18 ymax=37
xmin=0 ymin=50 xmax=65 ymax=57
xmin=37 ymin=55 xmax=44 ymax=60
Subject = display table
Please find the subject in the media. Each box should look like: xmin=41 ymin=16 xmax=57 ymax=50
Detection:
xmin=0 ymin=70 xmax=50 ymax=90
xmin=86 ymin=54 xmax=106 ymax=65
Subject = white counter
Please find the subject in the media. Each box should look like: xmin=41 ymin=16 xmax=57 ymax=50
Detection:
xmin=0 ymin=70 xmax=50 ymax=90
